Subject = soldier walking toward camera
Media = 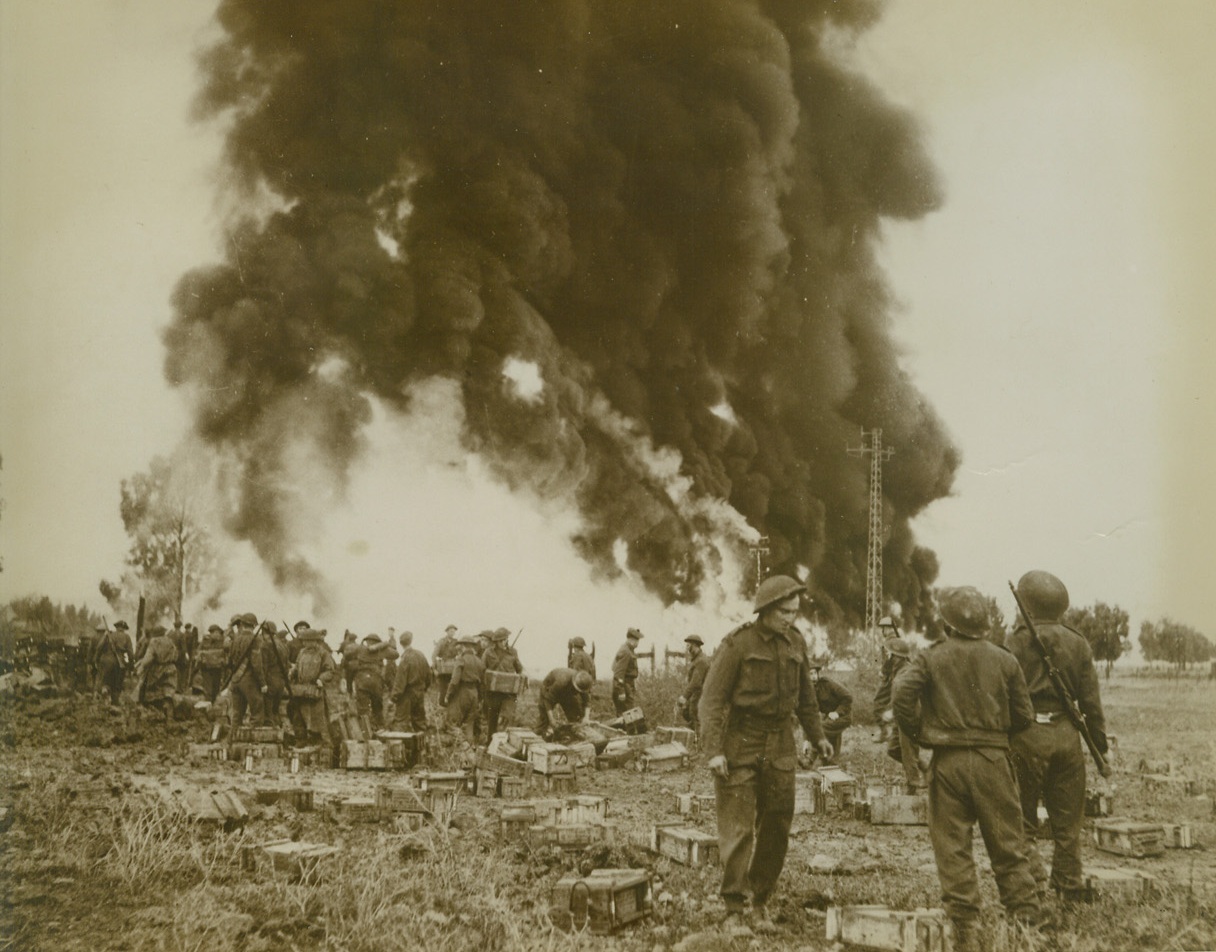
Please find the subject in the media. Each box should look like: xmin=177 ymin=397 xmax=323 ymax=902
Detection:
xmin=433 ymin=624 xmax=460 ymax=700
xmin=92 ymin=620 xmax=133 ymax=705
xmin=444 ymin=636 xmax=485 ymax=741
xmin=810 ymin=662 xmax=853 ymax=760
xmin=391 ymin=631 xmax=432 ymax=732
xmin=481 ymin=627 xmax=523 ymax=737
xmin=678 ymin=634 xmax=710 ymax=733
xmin=567 ymin=636 xmax=596 ymax=681
xmin=873 ymin=637 xmax=923 ymax=791
xmin=612 ymin=628 xmax=643 ymax=714
xmin=537 ymin=667 xmax=594 ymax=736
xmin=893 ymin=586 xmax=1042 ymax=949
xmin=1007 ymin=570 xmax=1107 ymax=904
xmin=698 ymin=576 xmax=834 ymax=931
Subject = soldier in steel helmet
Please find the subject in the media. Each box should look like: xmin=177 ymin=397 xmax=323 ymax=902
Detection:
xmin=872 ymin=637 xmax=923 ymax=791
xmin=1007 ymin=570 xmax=1107 ymax=905
xmin=537 ymin=667 xmax=595 ymax=737
xmin=390 ymin=631 xmax=431 ymax=733
xmin=227 ymin=612 xmax=268 ymax=728
xmin=892 ymin=586 xmax=1042 ymax=948
xmin=92 ymin=620 xmax=133 ymax=706
xmin=808 ymin=658 xmax=852 ymax=761
xmin=443 ymin=635 xmax=485 ymax=741
xmin=611 ymin=628 xmax=643 ymax=714
xmin=567 ymin=636 xmax=596 ymax=681
xmin=677 ymin=634 xmax=710 ymax=733
xmin=481 ymin=627 xmax=524 ymax=737
xmin=698 ymin=575 xmax=834 ymax=932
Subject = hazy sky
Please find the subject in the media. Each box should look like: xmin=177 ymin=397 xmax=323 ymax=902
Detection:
xmin=2 ymin=1 xmax=1213 ymax=661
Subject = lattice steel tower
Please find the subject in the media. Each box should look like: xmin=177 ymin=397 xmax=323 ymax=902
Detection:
xmin=847 ymin=428 xmax=894 ymax=639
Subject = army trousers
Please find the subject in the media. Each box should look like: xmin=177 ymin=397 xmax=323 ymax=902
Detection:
xmin=198 ymin=667 xmax=224 ymax=704
xmin=484 ymin=691 xmax=517 ymax=737
xmin=230 ymin=673 xmax=264 ymax=728
xmin=445 ymin=684 xmax=480 ymax=739
xmin=96 ymin=660 xmax=126 ymax=705
xmin=1009 ymin=720 xmax=1087 ymax=893
xmin=713 ymin=719 xmax=798 ymax=910
xmin=391 ymin=687 xmax=429 ymax=732
xmin=613 ymin=680 xmax=636 ymax=715
xmin=927 ymin=747 xmax=1041 ymax=924
xmin=887 ymin=728 xmax=924 ymax=790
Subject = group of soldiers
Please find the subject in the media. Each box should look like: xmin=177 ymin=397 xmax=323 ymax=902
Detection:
xmin=697 ymin=571 xmax=1106 ymax=949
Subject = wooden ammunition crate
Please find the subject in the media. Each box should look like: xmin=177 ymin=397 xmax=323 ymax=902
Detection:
xmin=339 ymin=739 xmax=389 ymax=770
xmin=528 ymin=743 xmax=575 ymax=776
xmin=486 ymin=671 xmax=525 ymax=695
xmin=552 ymin=795 xmax=608 ymax=825
xmin=254 ymin=787 xmax=315 ymax=812
xmin=499 ymin=776 xmax=529 ymax=799
xmin=374 ymin=731 xmax=422 ymax=769
xmin=1160 ymin=823 xmax=1194 ymax=849
xmin=247 ymin=839 xmax=338 ymax=879
xmin=609 ymin=707 xmax=648 ymax=735
xmin=853 ymin=801 xmax=872 ymax=822
xmin=1093 ymin=819 xmax=1166 ymax=858
xmin=392 ymin=811 xmax=429 ymax=833
xmin=287 ymin=747 xmax=322 ymax=769
xmin=655 ymin=726 xmax=698 ymax=749
xmin=675 ymin=792 xmax=715 ymax=816
xmin=506 ymin=727 xmax=546 ymax=750
xmin=233 ymin=726 xmax=288 ymax=744
xmin=529 ymin=822 xmax=612 ymax=849
xmin=794 ymin=772 xmax=823 ymax=815
xmin=637 ymin=742 xmax=689 ymax=773
xmin=334 ymin=797 xmax=379 ymax=823
xmin=567 ymin=741 xmax=598 ymax=769
xmin=1142 ymin=773 xmax=1199 ymax=795
xmin=376 ymin=784 xmax=456 ymax=819
xmin=186 ymin=743 xmax=229 ymax=764
xmin=596 ymin=739 xmax=638 ymax=770
xmin=826 ymin=906 xmax=951 ymax=952
xmin=1083 ymin=867 xmax=1159 ymax=901
xmin=869 ymin=793 xmax=928 ymax=826
xmin=178 ymin=789 xmax=249 ymax=830
xmin=651 ymin=824 xmax=718 ymax=866
xmin=1084 ymin=791 xmax=1114 ymax=817
xmin=230 ymin=742 xmax=285 ymax=765
xmin=478 ymin=750 xmax=535 ymax=781
xmin=817 ymin=766 xmax=858 ymax=809
xmin=540 ymin=773 xmax=579 ymax=794
xmin=550 ymin=869 xmax=652 ymax=934
xmin=410 ymin=771 xmax=470 ymax=793
xmin=435 ymin=658 xmax=457 ymax=676
xmin=474 ymin=768 xmax=500 ymax=798
xmin=500 ymin=804 xmax=540 ymax=838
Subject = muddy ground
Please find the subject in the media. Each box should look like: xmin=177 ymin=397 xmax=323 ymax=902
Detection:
xmin=1 ymin=671 xmax=1214 ymax=952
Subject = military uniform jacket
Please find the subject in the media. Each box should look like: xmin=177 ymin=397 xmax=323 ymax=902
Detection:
xmin=433 ymin=635 xmax=460 ymax=664
xmin=227 ymin=629 xmax=267 ymax=687
xmin=262 ymin=634 xmax=293 ymax=689
xmin=696 ymin=620 xmax=828 ymax=759
xmin=893 ymin=635 xmax=1034 ymax=749
xmin=482 ymin=645 xmax=523 ymax=677
xmin=392 ymin=646 xmax=432 ymax=694
xmin=540 ymin=667 xmax=588 ymax=708
xmin=685 ymin=652 xmax=710 ymax=710
xmin=449 ymin=654 xmax=486 ymax=689
xmin=814 ymin=676 xmax=853 ymax=729
xmin=1005 ymin=621 xmax=1106 ymax=741
xmin=612 ymin=644 xmax=638 ymax=683
xmin=197 ymin=630 xmax=226 ymax=669
xmin=872 ymin=652 xmax=909 ymax=719
xmin=92 ymin=630 xmax=133 ymax=666
xmin=568 ymin=648 xmax=596 ymax=681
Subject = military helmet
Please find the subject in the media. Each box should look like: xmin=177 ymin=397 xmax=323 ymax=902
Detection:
xmin=239 ymin=612 xmax=258 ymax=627
xmin=208 ymin=624 xmax=223 ymax=633
xmin=294 ymin=619 xmax=310 ymax=631
xmin=445 ymin=624 xmax=458 ymax=634
xmin=399 ymin=631 xmax=414 ymax=646
xmin=886 ymin=638 xmax=912 ymax=658
xmin=1016 ymin=570 xmax=1070 ymax=622
xmin=492 ymin=628 xmax=510 ymax=642
xmin=684 ymin=634 xmax=704 ymax=647
xmin=459 ymin=635 xmax=480 ymax=647
xmin=939 ymin=587 xmax=990 ymax=639
xmin=626 ymin=627 xmax=643 ymax=641
xmin=262 ymin=620 xmax=278 ymax=633
xmin=149 ymin=625 xmax=167 ymax=638
xmin=573 ymin=671 xmax=594 ymax=692
xmin=363 ymin=633 xmax=382 ymax=645
xmin=569 ymin=636 xmax=586 ymax=648
xmin=753 ymin=575 xmax=805 ymax=613
xmin=114 ymin=620 xmax=129 ymax=630
xmin=878 ymin=615 xmax=897 ymax=629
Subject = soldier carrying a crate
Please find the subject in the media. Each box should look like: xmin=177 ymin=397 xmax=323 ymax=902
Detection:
xmin=698 ymin=575 xmax=834 ymax=933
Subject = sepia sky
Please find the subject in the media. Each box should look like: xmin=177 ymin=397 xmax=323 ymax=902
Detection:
xmin=1 ymin=0 xmax=1213 ymax=657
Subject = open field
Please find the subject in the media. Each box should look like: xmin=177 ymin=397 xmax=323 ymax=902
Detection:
xmin=1 ymin=669 xmax=1213 ymax=952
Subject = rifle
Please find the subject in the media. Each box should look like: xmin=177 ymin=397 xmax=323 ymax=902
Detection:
xmin=510 ymin=627 xmax=524 ymax=650
xmin=217 ymin=624 xmax=260 ymax=697
xmin=1008 ymin=581 xmax=1112 ymax=778
xmin=267 ymin=625 xmax=295 ymax=701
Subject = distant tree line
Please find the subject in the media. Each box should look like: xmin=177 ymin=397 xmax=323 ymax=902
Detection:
xmin=1139 ymin=618 xmax=1212 ymax=671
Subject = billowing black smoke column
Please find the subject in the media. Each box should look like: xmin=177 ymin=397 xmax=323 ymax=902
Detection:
xmin=165 ymin=0 xmax=958 ymax=627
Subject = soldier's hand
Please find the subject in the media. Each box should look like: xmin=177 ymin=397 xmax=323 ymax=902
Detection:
xmin=816 ymin=740 xmax=835 ymax=761
xmin=917 ymin=748 xmax=933 ymax=773
xmin=827 ymin=711 xmax=840 ymax=721
xmin=881 ymin=709 xmax=895 ymax=724
xmin=708 ymin=754 xmax=729 ymax=779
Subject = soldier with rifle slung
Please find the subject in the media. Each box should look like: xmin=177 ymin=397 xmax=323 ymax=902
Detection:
xmin=481 ymin=627 xmax=523 ymax=737
xmin=196 ymin=624 xmax=228 ymax=703
xmin=567 ymin=636 xmax=596 ymax=681
xmin=227 ymin=613 xmax=267 ymax=728
xmin=612 ymin=628 xmax=643 ymax=714
xmin=1006 ymin=571 xmax=1109 ymax=905
xmin=92 ymin=620 xmax=133 ymax=706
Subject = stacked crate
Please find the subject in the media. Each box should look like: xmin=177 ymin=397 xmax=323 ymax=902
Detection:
xmin=651 ymin=823 xmax=718 ymax=866
xmin=636 ymin=742 xmax=689 ymax=773
xmin=550 ymin=869 xmax=652 ymax=934
xmin=1092 ymin=819 xmax=1166 ymax=858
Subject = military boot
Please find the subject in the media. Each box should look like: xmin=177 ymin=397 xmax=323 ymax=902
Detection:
xmin=950 ymin=918 xmax=976 ymax=952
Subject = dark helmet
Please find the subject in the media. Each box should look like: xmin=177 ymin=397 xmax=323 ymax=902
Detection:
xmin=626 ymin=627 xmax=643 ymax=641
xmin=754 ymin=575 xmax=805 ymax=613
xmin=207 ymin=624 xmax=223 ymax=633
xmin=114 ymin=620 xmax=129 ymax=630
xmin=239 ymin=612 xmax=258 ymax=627
xmin=573 ymin=671 xmax=594 ymax=692
xmin=684 ymin=634 xmax=704 ymax=647
xmin=363 ymin=633 xmax=382 ymax=645
xmin=886 ymin=638 xmax=912 ymax=658
xmin=1017 ymin=570 xmax=1070 ymax=622
xmin=261 ymin=621 xmax=278 ymax=634
xmin=294 ymin=619 xmax=310 ymax=632
xmin=939 ymin=587 xmax=990 ymax=639
xmin=149 ymin=625 xmax=167 ymax=638
xmin=569 ymin=636 xmax=586 ymax=648
xmin=492 ymin=628 xmax=511 ymax=643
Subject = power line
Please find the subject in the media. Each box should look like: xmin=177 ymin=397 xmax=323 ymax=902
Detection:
xmin=847 ymin=428 xmax=893 ymax=642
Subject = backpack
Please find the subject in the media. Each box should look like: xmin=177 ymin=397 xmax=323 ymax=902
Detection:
xmin=295 ymin=644 xmax=325 ymax=685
